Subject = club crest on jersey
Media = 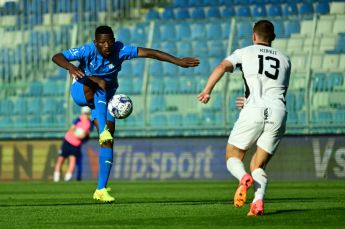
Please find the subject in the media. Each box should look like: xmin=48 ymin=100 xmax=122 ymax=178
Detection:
xmin=69 ymin=48 xmax=79 ymax=56
xmin=263 ymin=108 xmax=271 ymax=120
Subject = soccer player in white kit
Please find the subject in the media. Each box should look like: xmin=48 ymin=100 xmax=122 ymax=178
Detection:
xmin=198 ymin=20 xmax=291 ymax=216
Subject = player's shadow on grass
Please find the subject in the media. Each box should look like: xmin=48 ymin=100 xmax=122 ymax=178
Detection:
xmin=266 ymin=207 xmax=345 ymax=215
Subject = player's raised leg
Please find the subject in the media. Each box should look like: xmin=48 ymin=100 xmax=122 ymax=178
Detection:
xmin=247 ymin=147 xmax=271 ymax=216
xmin=226 ymin=144 xmax=253 ymax=208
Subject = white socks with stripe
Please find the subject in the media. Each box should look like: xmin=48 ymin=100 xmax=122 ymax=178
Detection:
xmin=226 ymin=157 xmax=246 ymax=181
xmin=252 ymin=168 xmax=268 ymax=202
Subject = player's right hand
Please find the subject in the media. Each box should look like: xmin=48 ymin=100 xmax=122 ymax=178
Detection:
xmin=179 ymin=57 xmax=200 ymax=68
xmin=197 ymin=91 xmax=210 ymax=104
xmin=68 ymin=64 xmax=85 ymax=79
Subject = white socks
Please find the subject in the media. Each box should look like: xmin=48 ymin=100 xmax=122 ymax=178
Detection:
xmin=252 ymin=168 xmax=268 ymax=202
xmin=226 ymin=157 xmax=246 ymax=181
xmin=64 ymin=172 xmax=73 ymax=181
xmin=53 ymin=171 xmax=60 ymax=182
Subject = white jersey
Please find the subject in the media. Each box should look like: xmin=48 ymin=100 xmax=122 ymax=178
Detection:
xmin=225 ymin=44 xmax=291 ymax=110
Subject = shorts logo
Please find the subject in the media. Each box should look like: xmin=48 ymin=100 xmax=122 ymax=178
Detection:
xmin=264 ymin=108 xmax=272 ymax=120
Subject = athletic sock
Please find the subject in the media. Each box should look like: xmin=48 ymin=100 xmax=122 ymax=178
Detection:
xmin=226 ymin=157 xmax=247 ymax=181
xmin=97 ymin=148 xmax=113 ymax=190
xmin=94 ymin=88 xmax=107 ymax=132
xmin=53 ymin=171 xmax=60 ymax=182
xmin=64 ymin=172 xmax=72 ymax=181
xmin=252 ymin=168 xmax=268 ymax=202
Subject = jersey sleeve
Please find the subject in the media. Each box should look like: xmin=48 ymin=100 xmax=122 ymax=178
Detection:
xmin=224 ymin=49 xmax=243 ymax=71
xmin=62 ymin=45 xmax=88 ymax=61
xmin=117 ymin=42 xmax=138 ymax=60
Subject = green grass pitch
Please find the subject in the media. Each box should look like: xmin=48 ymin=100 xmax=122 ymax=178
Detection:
xmin=0 ymin=180 xmax=344 ymax=228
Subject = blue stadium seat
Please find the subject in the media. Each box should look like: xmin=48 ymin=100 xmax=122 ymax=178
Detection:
xmin=236 ymin=6 xmax=251 ymax=17
xmin=188 ymin=0 xmax=204 ymax=7
xmin=192 ymin=40 xmax=208 ymax=57
xmin=163 ymin=77 xmax=180 ymax=94
xmin=176 ymin=22 xmax=191 ymax=41
xmin=334 ymin=110 xmax=345 ymax=123
xmin=162 ymin=41 xmax=177 ymax=54
xmin=207 ymin=22 xmax=223 ymax=40
xmin=132 ymin=77 xmax=143 ymax=94
xmin=27 ymin=81 xmax=43 ymax=97
xmin=273 ymin=20 xmax=286 ymax=38
xmin=146 ymin=9 xmax=160 ymax=20
xmin=161 ymin=8 xmax=175 ymax=19
xmin=183 ymin=113 xmax=200 ymax=126
xmin=251 ymin=5 xmax=267 ymax=17
xmin=149 ymin=95 xmax=166 ymax=112
xmin=207 ymin=7 xmax=221 ymax=18
xmin=27 ymin=98 xmax=41 ymax=115
xmin=116 ymin=27 xmax=131 ymax=41
xmin=179 ymin=76 xmax=197 ymax=93
xmin=194 ymin=58 xmax=210 ymax=76
xmin=285 ymin=20 xmax=300 ymax=37
xmin=282 ymin=3 xmax=298 ymax=16
xmin=132 ymin=59 xmax=145 ymax=78
xmin=315 ymin=1 xmax=330 ymax=14
xmin=191 ymin=22 xmax=207 ymax=40
xmin=149 ymin=61 xmax=163 ymax=78
xmin=334 ymin=33 xmax=345 ymax=53
xmin=0 ymin=116 xmax=13 ymax=128
xmin=191 ymin=7 xmax=206 ymax=19
xmin=163 ymin=62 xmax=178 ymax=77
xmin=149 ymin=77 xmax=164 ymax=94
xmin=208 ymin=40 xmax=225 ymax=58
xmin=267 ymin=4 xmax=282 ymax=17
xmin=167 ymin=113 xmax=183 ymax=126
xmin=150 ymin=114 xmax=168 ymax=127
xmin=0 ymin=99 xmax=14 ymax=115
xmin=175 ymin=8 xmax=190 ymax=19
xmin=173 ymin=0 xmax=189 ymax=7
xmin=42 ymin=98 xmax=57 ymax=115
xmin=299 ymin=3 xmax=314 ymax=16
xmin=221 ymin=7 xmax=235 ymax=17
xmin=312 ymin=73 xmax=326 ymax=91
xmin=177 ymin=41 xmax=192 ymax=57
xmin=131 ymin=23 xmax=148 ymax=45
xmin=236 ymin=20 xmax=252 ymax=38
xmin=161 ymin=24 xmax=177 ymax=42
xmin=13 ymin=97 xmax=27 ymax=115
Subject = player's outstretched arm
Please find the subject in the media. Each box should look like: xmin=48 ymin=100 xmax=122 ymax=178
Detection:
xmin=137 ymin=47 xmax=199 ymax=68
xmin=198 ymin=60 xmax=233 ymax=104
xmin=52 ymin=53 xmax=85 ymax=79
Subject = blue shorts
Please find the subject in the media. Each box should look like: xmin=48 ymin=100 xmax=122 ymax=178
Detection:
xmin=60 ymin=139 xmax=82 ymax=158
xmin=70 ymin=79 xmax=116 ymax=123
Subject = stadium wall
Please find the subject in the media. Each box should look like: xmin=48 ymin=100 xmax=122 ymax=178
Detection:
xmin=0 ymin=136 xmax=344 ymax=181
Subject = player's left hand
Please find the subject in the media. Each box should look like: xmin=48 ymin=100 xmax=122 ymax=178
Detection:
xmin=197 ymin=91 xmax=211 ymax=104
xmin=179 ymin=57 xmax=200 ymax=68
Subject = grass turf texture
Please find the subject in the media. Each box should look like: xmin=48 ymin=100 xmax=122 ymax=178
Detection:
xmin=0 ymin=180 xmax=344 ymax=228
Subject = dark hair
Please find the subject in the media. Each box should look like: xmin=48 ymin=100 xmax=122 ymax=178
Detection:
xmin=95 ymin=25 xmax=114 ymax=38
xmin=253 ymin=20 xmax=276 ymax=42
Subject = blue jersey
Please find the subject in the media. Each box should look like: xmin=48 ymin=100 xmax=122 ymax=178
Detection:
xmin=62 ymin=41 xmax=138 ymax=89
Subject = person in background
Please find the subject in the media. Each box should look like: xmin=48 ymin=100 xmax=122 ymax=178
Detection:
xmin=198 ymin=20 xmax=291 ymax=216
xmin=53 ymin=106 xmax=93 ymax=182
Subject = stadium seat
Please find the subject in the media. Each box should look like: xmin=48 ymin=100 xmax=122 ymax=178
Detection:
xmin=222 ymin=21 xmax=232 ymax=39
xmin=0 ymin=115 xmax=13 ymax=128
xmin=132 ymin=59 xmax=145 ymax=78
xmin=194 ymin=58 xmax=210 ymax=76
xmin=160 ymin=23 xmax=177 ymax=42
xmin=177 ymin=41 xmax=192 ymax=57
xmin=27 ymin=98 xmax=41 ymax=115
xmin=173 ymin=0 xmax=189 ymax=8
xmin=163 ymin=62 xmax=178 ymax=77
xmin=236 ymin=20 xmax=252 ymax=38
xmin=316 ymin=18 xmax=334 ymax=35
xmin=330 ymin=2 xmax=345 ymax=15
xmin=236 ymin=6 xmax=251 ymax=17
xmin=333 ymin=19 xmax=345 ymax=34
xmin=27 ymin=81 xmax=43 ymax=97
xmin=131 ymin=23 xmax=148 ymax=45
xmin=183 ymin=112 xmax=200 ymax=126
xmin=191 ymin=7 xmax=206 ymax=19
xmin=167 ymin=113 xmax=183 ymax=126
xmin=176 ymin=22 xmax=191 ymax=41
xmin=149 ymin=61 xmax=163 ymax=78
xmin=0 ymin=99 xmax=13 ymax=115
xmin=188 ymin=0 xmax=204 ymax=7
xmin=285 ymin=20 xmax=300 ymax=37
xmin=322 ymin=54 xmax=340 ymax=71
xmin=207 ymin=7 xmax=221 ymax=18
xmin=221 ymin=7 xmax=235 ymax=17
xmin=192 ymin=40 xmax=208 ymax=57
xmin=207 ymin=22 xmax=223 ymax=40
xmin=150 ymin=113 xmax=168 ymax=127
xmin=179 ymin=76 xmax=197 ymax=93
xmin=251 ymin=5 xmax=267 ymax=17
xmin=208 ymin=40 xmax=225 ymax=58
xmin=162 ymin=41 xmax=177 ymax=54
xmin=175 ymin=8 xmax=190 ymax=19
xmin=315 ymin=1 xmax=330 ymax=14
xmin=299 ymin=3 xmax=314 ymax=16
xmin=161 ymin=8 xmax=175 ymax=20
xmin=334 ymin=33 xmax=345 ymax=53
xmin=149 ymin=95 xmax=166 ymax=112
xmin=13 ymin=97 xmax=27 ymax=115
xmin=163 ymin=77 xmax=180 ymax=94
xmin=267 ymin=4 xmax=282 ymax=17
xmin=116 ymin=27 xmax=131 ymax=42
xmin=282 ymin=3 xmax=298 ymax=17
xmin=272 ymin=20 xmax=285 ymax=38
xmin=146 ymin=9 xmax=160 ymax=20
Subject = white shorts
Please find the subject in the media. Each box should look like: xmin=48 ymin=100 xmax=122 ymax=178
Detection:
xmin=228 ymin=106 xmax=287 ymax=154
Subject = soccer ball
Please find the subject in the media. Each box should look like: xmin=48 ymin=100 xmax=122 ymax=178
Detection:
xmin=108 ymin=94 xmax=133 ymax=119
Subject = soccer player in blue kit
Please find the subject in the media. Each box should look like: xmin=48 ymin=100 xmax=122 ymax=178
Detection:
xmin=52 ymin=25 xmax=199 ymax=203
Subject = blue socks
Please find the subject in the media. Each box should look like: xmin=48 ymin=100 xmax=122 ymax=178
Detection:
xmin=94 ymin=88 xmax=107 ymax=132
xmin=97 ymin=147 xmax=113 ymax=189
